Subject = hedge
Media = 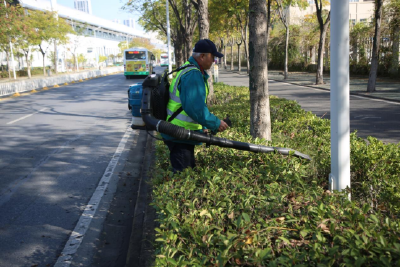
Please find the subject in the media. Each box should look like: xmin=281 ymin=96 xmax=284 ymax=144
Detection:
xmin=150 ymin=83 xmax=400 ymax=266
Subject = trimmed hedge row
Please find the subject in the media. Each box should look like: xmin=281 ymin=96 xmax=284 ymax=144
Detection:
xmin=150 ymin=83 xmax=400 ymax=266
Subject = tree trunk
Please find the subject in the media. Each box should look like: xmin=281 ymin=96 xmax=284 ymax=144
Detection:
xmin=245 ymin=25 xmax=250 ymax=74
xmin=237 ymin=43 xmax=241 ymax=72
xmin=314 ymin=0 xmax=330 ymax=85
xmin=316 ymin=24 xmax=329 ymax=84
xmin=23 ymin=49 xmax=32 ymax=79
xmin=197 ymin=0 xmax=209 ymax=40
xmin=367 ymin=0 xmax=383 ymax=92
xmin=39 ymin=45 xmax=46 ymax=76
xmin=249 ymin=0 xmax=271 ymax=141
xmin=75 ymin=53 xmax=79 ymax=72
xmin=230 ymin=44 xmax=234 ymax=70
xmin=174 ymin=40 xmax=184 ymax=67
xmin=183 ymin=0 xmax=194 ymax=61
xmin=284 ymin=25 xmax=289 ymax=79
xmin=266 ymin=0 xmax=272 ymax=44
xmin=54 ymin=41 xmax=57 ymax=73
xmin=196 ymin=0 xmax=215 ymax=105
xmin=223 ymin=44 xmax=227 ymax=69
xmin=42 ymin=53 xmax=46 ymax=76
xmin=353 ymin=38 xmax=359 ymax=64
xmin=184 ymin=34 xmax=192 ymax=62
xmin=389 ymin=23 xmax=399 ymax=78
xmin=6 ymin=51 xmax=11 ymax=79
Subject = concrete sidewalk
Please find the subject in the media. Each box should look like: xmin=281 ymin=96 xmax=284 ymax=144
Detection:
xmin=218 ymin=67 xmax=400 ymax=103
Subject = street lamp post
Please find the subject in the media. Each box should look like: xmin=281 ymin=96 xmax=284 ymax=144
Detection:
xmin=330 ymin=0 xmax=350 ymax=196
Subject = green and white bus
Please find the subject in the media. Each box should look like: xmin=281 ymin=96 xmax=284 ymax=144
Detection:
xmin=123 ymin=47 xmax=155 ymax=79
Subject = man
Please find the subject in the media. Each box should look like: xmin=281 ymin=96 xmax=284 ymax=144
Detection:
xmin=161 ymin=39 xmax=229 ymax=173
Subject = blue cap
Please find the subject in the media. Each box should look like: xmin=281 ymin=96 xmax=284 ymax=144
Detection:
xmin=193 ymin=39 xmax=224 ymax=58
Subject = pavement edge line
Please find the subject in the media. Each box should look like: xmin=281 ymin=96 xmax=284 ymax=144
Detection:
xmin=54 ymin=126 xmax=133 ymax=267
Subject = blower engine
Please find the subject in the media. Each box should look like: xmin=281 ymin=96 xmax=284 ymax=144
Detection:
xmin=129 ymin=74 xmax=311 ymax=161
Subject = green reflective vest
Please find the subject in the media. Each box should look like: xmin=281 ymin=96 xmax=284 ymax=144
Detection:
xmin=166 ymin=61 xmax=209 ymax=130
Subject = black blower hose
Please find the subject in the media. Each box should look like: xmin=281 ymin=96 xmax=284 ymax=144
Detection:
xmin=140 ymin=75 xmax=312 ymax=161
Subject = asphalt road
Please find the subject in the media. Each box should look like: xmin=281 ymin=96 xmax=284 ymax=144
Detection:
xmin=0 ymin=68 xmax=163 ymax=267
xmin=219 ymin=70 xmax=400 ymax=144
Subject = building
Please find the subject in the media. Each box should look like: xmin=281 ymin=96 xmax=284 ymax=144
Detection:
xmin=123 ymin=18 xmax=135 ymax=29
xmin=74 ymin=0 xmax=92 ymax=14
xmin=11 ymin=0 xmax=149 ymax=71
xmin=112 ymin=18 xmax=135 ymax=29
xmin=289 ymin=0 xmax=375 ymax=25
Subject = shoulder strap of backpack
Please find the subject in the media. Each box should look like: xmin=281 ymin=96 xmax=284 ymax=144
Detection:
xmin=165 ymin=64 xmax=198 ymax=123
xmin=167 ymin=107 xmax=183 ymax=122
xmin=167 ymin=64 xmax=197 ymax=76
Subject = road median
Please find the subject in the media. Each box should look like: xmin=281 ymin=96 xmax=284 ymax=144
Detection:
xmin=0 ymin=66 xmax=123 ymax=98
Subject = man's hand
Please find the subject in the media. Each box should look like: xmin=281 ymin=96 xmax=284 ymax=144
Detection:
xmin=218 ymin=120 xmax=229 ymax=132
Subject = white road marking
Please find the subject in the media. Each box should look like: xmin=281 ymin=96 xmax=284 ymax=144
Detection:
xmin=272 ymin=81 xmax=400 ymax=106
xmin=354 ymin=115 xmax=382 ymax=120
xmin=351 ymin=94 xmax=400 ymax=105
xmin=6 ymin=108 xmax=48 ymax=125
xmin=54 ymin=125 xmax=133 ymax=267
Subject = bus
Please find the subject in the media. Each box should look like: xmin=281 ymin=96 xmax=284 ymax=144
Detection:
xmin=123 ymin=47 xmax=155 ymax=79
xmin=160 ymin=53 xmax=169 ymax=67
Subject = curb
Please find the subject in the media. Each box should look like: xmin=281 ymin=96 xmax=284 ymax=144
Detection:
xmin=271 ymin=79 xmax=400 ymax=104
xmin=125 ymin=134 xmax=156 ymax=267
xmin=219 ymin=69 xmax=400 ymax=104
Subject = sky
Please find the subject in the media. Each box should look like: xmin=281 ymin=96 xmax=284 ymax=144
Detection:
xmin=55 ymin=0 xmax=166 ymax=48
xmin=56 ymin=0 xmax=144 ymax=31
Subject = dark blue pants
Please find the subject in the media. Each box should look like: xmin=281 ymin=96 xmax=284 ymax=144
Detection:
xmin=164 ymin=141 xmax=195 ymax=173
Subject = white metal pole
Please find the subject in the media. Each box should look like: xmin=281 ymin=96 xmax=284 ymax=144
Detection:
xmin=50 ymin=0 xmax=58 ymax=73
xmin=330 ymin=0 xmax=350 ymax=195
xmin=4 ymin=0 xmax=16 ymax=79
xmin=166 ymin=0 xmax=172 ymax=78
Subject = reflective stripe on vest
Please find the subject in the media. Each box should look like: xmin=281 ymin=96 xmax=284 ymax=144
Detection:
xmin=169 ymin=66 xmax=198 ymax=103
xmin=166 ymin=62 xmax=209 ymax=130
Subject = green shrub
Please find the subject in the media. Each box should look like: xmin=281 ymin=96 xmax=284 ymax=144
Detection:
xmin=150 ymin=84 xmax=400 ymax=266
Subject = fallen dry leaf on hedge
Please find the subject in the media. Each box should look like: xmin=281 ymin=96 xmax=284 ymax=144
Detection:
xmin=245 ymin=236 xmax=253 ymax=244
xmin=228 ymin=211 xmax=234 ymax=219
xmin=276 ymin=217 xmax=285 ymax=223
xmin=317 ymin=223 xmax=331 ymax=234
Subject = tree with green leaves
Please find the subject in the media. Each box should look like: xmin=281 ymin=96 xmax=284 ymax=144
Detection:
xmin=77 ymin=53 xmax=87 ymax=67
xmin=275 ymin=0 xmax=308 ymax=79
xmin=367 ymin=0 xmax=384 ymax=92
xmin=29 ymin=10 xmax=72 ymax=75
xmin=314 ymin=0 xmax=330 ymax=85
xmin=350 ymin=22 xmax=372 ymax=66
xmin=169 ymin=0 xmax=198 ymax=61
xmin=249 ymin=0 xmax=271 ymax=140
xmin=118 ymin=41 xmax=129 ymax=52
xmin=192 ymin=0 xmax=209 ymax=39
xmin=128 ymin=37 xmax=155 ymax=50
xmin=386 ymin=0 xmax=400 ymax=77
xmin=211 ymin=0 xmax=250 ymax=73
xmin=0 ymin=0 xmax=24 ymax=79
xmin=124 ymin=0 xmax=197 ymax=67
xmin=17 ymin=9 xmax=40 ymax=78
xmin=209 ymin=0 xmax=236 ymax=69
xmin=192 ymin=0 xmax=218 ymax=104
xmin=65 ymin=21 xmax=88 ymax=72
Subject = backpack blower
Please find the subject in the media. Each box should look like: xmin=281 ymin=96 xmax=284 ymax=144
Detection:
xmin=130 ymin=72 xmax=311 ymax=161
